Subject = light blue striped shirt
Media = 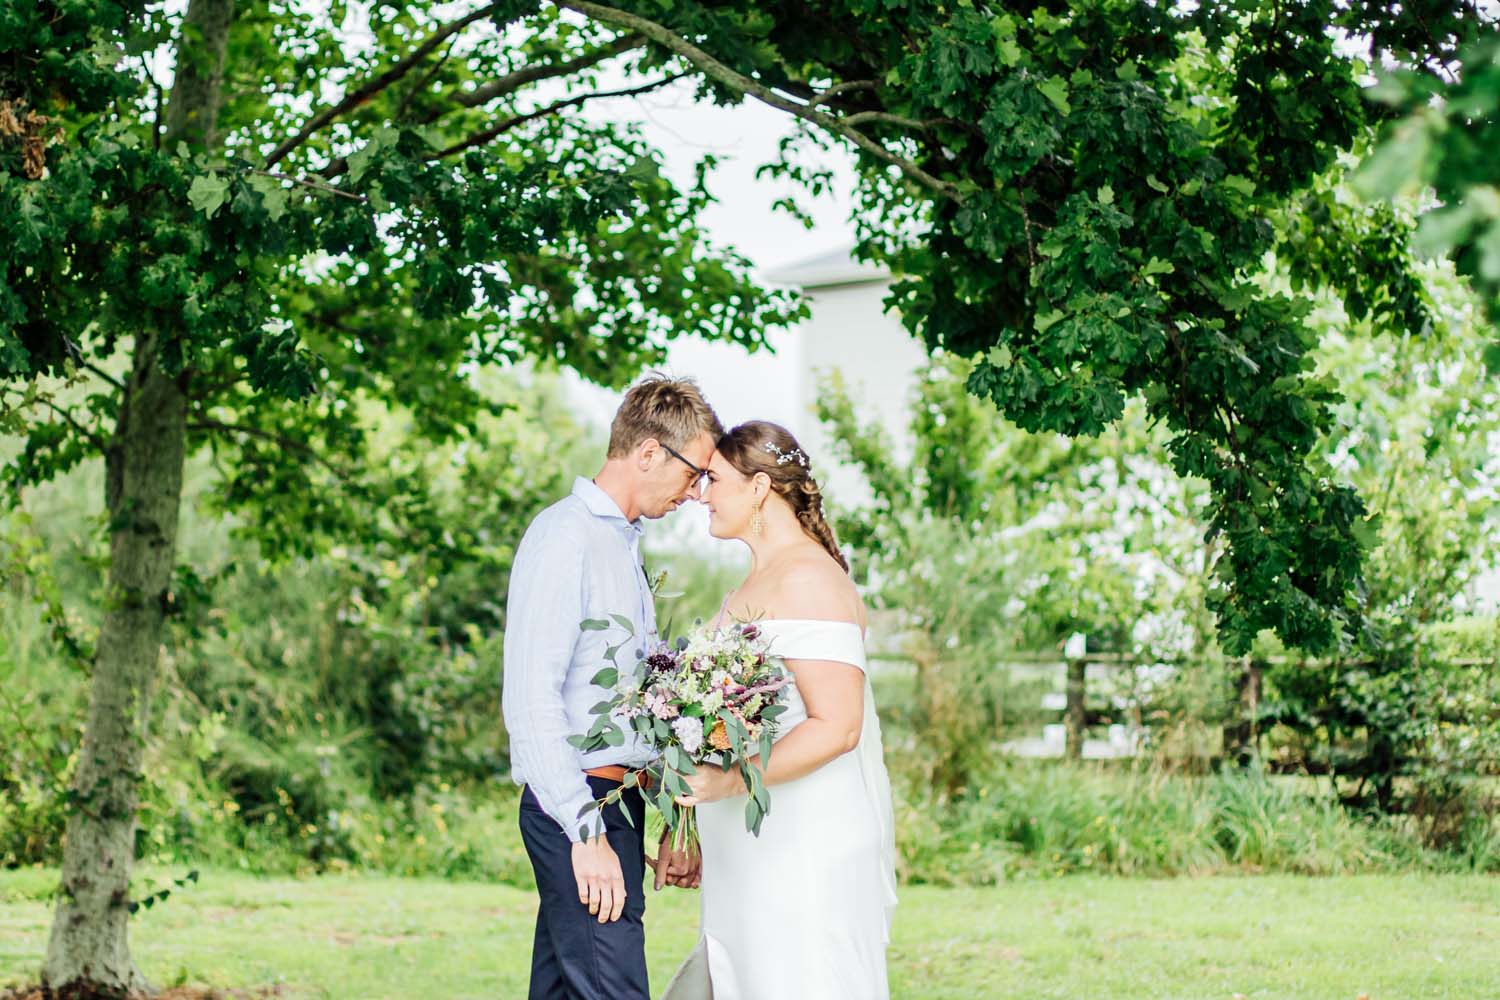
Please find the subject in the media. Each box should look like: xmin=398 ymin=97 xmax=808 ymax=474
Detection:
xmin=502 ymin=477 xmax=656 ymax=841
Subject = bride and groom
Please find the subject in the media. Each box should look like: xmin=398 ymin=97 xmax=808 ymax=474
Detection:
xmin=501 ymin=374 xmax=897 ymax=1000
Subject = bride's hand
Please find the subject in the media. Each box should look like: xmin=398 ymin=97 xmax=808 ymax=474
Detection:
xmin=675 ymin=765 xmax=742 ymax=807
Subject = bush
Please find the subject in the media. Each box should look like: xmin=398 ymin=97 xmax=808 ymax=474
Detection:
xmin=1 ymin=369 xmax=592 ymax=875
xmin=816 ymin=357 xmax=1212 ymax=795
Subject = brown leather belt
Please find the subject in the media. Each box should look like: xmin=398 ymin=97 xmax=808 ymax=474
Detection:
xmin=584 ymin=765 xmax=653 ymax=789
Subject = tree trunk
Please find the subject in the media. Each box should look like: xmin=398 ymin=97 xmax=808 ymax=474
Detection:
xmin=42 ymin=1 xmax=233 ymax=993
xmin=1222 ymin=657 xmax=1264 ymax=767
xmin=42 ymin=333 xmax=187 ymax=995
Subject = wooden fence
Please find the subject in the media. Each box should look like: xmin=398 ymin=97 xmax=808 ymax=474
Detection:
xmin=880 ymin=650 xmax=1497 ymax=763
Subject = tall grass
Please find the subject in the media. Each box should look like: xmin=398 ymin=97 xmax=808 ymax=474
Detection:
xmin=894 ymin=760 xmax=1500 ymax=885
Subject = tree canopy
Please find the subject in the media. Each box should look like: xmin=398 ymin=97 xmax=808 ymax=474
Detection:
xmin=1356 ymin=19 xmax=1500 ymax=345
xmin=6 ymin=1 xmax=1491 ymax=653
xmin=2 ymin=0 xmax=798 ymax=557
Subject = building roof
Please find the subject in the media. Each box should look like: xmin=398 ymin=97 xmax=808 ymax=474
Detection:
xmin=760 ymin=243 xmax=891 ymax=289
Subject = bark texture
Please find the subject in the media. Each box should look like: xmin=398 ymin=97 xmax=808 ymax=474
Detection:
xmin=41 ymin=0 xmax=234 ymax=992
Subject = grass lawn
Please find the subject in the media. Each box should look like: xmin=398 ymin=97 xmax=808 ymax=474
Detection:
xmin=2 ymin=868 xmax=1497 ymax=998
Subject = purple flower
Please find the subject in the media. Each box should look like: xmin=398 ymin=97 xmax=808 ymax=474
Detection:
xmin=644 ymin=646 xmax=678 ymax=675
xmin=738 ymin=678 xmax=789 ymax=700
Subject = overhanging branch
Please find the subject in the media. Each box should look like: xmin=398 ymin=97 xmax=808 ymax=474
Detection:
xmin=37 ymin=398 xmax=107 ymax=451
xmin=188 ymin=419 xmax=355 ymax=482
xmin=430 ymin=73 xmax=687 ymax=160
xmin=428 ymin=33 xmax=646 ymax=121
xmin=251 ymin=168 xmax=369 ymax=203
xmin=551 ymin=0 xmax=961 ymax=200
xmin=264 ymin=3 xmax=496 ymax=168
xmin=808 ymin=79 xmax=879 ymax=107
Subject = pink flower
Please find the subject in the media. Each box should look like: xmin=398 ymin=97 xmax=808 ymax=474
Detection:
xmin=645 ymin=692 xmax=679 ymax=720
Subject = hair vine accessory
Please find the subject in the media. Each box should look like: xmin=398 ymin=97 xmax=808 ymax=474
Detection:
xmin=764 ymin=441 xmax=810 ymax=469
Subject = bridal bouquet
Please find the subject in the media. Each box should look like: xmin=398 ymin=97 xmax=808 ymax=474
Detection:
xmin=569 ymin=616 xmax=791 ymax=851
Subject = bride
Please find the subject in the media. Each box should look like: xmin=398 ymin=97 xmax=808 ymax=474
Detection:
xmin=662 ymin=421 xmax=897 ymax=1000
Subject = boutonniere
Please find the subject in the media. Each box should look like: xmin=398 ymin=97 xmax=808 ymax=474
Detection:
xmin=646 ymin=566 xmax=682 ymax=600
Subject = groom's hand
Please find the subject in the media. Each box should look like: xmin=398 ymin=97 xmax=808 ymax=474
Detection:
xmin=572 ymin=835 xmax=627 ymax=923
xmin=653 ymin=828 xmax=702 ymax=891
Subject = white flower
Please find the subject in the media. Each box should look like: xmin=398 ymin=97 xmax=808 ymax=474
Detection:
xmin=672 ymin=716 xmax=704 ymax=755
xmin=682 ymin=628 xmax=718 ymax=661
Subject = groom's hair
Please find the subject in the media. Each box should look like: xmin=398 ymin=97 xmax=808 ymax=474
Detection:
xmin=608 ymin=373 xmax=723 ymax=458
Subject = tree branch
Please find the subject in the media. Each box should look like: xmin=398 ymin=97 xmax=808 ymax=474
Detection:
xmin=428 ymin=33 xmax=646 ymax=121
xmin=552 ymin=0 xmax=962 ymax=200
xmin=430 ymin=73 xmax=687 ymax=161
xmin=251 ymin=168 xmax=368 ymax=203
xmin=315 ymin=35 xmax=649 ymax=178
xmin=188 ymin=419 xmax=353 ymax=482
xmin=76 ymin=359 xmax=126 ymax=391
xmin=264 ymin=4 xmax=496 ymax=168
xmin=808 ymin=79 xmax=879 ymax=107
xmin=842 ymin=110 xmax=934 ymax=129
xmin=60 ymin=337 xmax=127 ymax=392
xmin=394 ymin=35 xmax=461 ymax=122
xmin=38 ymin=398 xmax=107 ymax=451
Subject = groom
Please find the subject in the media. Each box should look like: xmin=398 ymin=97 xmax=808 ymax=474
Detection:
xmin=503 ymin=374 xmax=721 ymax=1000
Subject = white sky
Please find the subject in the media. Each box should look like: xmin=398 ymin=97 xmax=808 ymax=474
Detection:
xmin=565 ymin=77 xmax=865 ymax=434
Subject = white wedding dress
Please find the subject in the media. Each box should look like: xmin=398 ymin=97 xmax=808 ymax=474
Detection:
xmin=662 ymin=619 xmax=898 ymax=1000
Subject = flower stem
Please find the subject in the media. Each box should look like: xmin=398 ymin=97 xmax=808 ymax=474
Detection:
xmin=671 ymin=803 xmax=699 ymax=855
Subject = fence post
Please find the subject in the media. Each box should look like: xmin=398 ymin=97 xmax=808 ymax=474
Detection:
xmin=1065 ymin=656 xmax=1087 ymax=761
xmin=1246 ymin=658 xmax=1263 ymax=758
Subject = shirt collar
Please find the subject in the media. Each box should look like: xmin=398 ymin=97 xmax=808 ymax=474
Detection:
xmin=572 ymin=476 xmax=644 ymax=536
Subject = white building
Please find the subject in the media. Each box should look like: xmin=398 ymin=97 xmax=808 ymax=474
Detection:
xmin=565 ymin=242 xmax=927 ymax=530
xmin=758 ymin=244 xmax=927 ymax=506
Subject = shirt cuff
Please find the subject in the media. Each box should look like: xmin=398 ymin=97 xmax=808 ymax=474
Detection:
xmin=560 ymin=789 xmax=607 ymax=843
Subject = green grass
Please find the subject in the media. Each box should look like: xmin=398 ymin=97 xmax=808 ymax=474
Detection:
xmin=3 ymin=868 xmax=1498 ymax=998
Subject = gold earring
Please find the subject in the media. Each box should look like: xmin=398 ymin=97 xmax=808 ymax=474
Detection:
xmin=750 ymin=499 xmax=763 ymax=536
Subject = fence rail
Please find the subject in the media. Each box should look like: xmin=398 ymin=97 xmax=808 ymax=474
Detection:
xmin=870 ymin=647 xmax=1497 ymax=762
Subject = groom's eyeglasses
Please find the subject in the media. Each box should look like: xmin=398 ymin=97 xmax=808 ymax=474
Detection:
xmin=662 ymin=444 xmax=711 ymax=489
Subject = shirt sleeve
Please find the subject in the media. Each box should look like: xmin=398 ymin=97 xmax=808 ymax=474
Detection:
xmin=502 ymin=514 xmax=603 ymax=842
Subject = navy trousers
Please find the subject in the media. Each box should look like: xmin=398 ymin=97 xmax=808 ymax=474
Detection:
xmin=519 ymin=777 xmax=649 ymax=1000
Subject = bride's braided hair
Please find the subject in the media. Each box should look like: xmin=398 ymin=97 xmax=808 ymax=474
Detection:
xmin=716 ymin=421 xmax=848 ymax=573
